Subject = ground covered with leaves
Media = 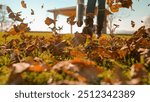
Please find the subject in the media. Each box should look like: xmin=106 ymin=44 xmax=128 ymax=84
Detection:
xmin=0 ymin=26 xmax=150 ymax=85
xmin=0 ymin=0 xmax=150 ymax=85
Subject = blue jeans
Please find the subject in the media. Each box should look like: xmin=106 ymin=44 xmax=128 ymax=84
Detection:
xmin=86 ymin=0 xmax=105 ymax=34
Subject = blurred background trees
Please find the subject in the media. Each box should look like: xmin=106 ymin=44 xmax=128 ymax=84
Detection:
xmin=0 ymin=4 xmax=13 ymax=32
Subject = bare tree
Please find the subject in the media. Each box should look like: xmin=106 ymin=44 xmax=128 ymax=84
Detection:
xmin=0 ymin=4 xmax=14 ymax=32
xmin=107 ymin=9 xmax=130 ymax=35
xmin=0 ymin=4 xmax=5 ymax=31
xmin=67 ymin=16 xmax=76 ymax=34
xmin=107 ymin=14 xmax=119 ymax=35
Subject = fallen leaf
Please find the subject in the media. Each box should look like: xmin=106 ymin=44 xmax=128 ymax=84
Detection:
xmin=28 ymin=65 xmax=44 ymax=72
xmin=49 ymin=80 xmax=87 ymax=85
xmin=13 ymin=25 xmax=20 ymax=33
xmin=105 ymin=9 xmax=112 ymax=16
xmin=12 ymin=63 xmax=30 ymax=73
xmin=52 ymin=59 xmax=103 ymax=84
xmin=71 ymin=33 xmax=86 ymax=46
xmin=126 ymin=78 xmax=141 ymax=85
xmin=130 ymin=63 xmax=146 ymax=78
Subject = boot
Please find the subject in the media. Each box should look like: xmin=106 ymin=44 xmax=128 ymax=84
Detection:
xmin=82 ymin=15 xmax=94 ymax=37
xmin=96 ymin=25 xmax=102 ymax=39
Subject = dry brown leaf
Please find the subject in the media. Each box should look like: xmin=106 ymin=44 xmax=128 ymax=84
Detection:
xmin=6 ymin=27 xmax=18 ymax=35
xmin=19 ymin=23 xmax=28 ymax=30
xmin=110 ymin=4 xmax=122 ymax=12
xmin=31 ymin=9 xmax=34 ymax=15
xmin=131 ymin=20 xmax=135 ymax=28
xmin=118 ymin=19 xmax=122 ymax=21
xmin=141 ymin=20 xmax=144 ymax=23
xmin=52 ymin=59 xmax=103 ymax=84
xmin=15 ymin=15 xmax=24 ymax=22
xmin=126 ymin=78 xmax=141 ymax=85
xmin=114 ymin=24 xmax=119 ymax=28
xmin=70 ymin=49 xmax=86 ymax=58
xmin=41 ymin=4 xmax=44 ymax=9
xmin=21 ymin=0 xmax=27 ymax=8
xmin=8 ymin=11 xmax=24 ymax=22
xmin=12 ymin=63 xmax=30 ymax=73
xmin=105 ymin=9 xmax=112 ymax=16
xmin=49 ymin=80 xmax=87 ymax=85
xmin=13 ymin=25 xmax=20 ymax=33
xmin=67 ymin=16 xmax=76 ymax=25
xmin=71 ymin=33 xmax=86 ymax=46
xmin=107 ymin=0 xmax=133 ymax=12
xmin=28 ymin=65 xmax=44 ymax=72
xmin=6 ymin=23 xmax=28 ymax=35
xmin=117 ymin=49 xmax=128 ymax=58
xmin=6 ymin=6 xmax=13 ymax=13
xmin=44 ymin=17 xmax=55 ymax=26
xmin=8 ymin=12 xmax=15 ymax=20
xmin=130 ymin=63 xmax=146 ymax=77
xmin=138 ymin=48 xmax=149 ymax=55
xmin=146 ymin=57 xmax=150 ymax=64
xmin=120 ymin=0 xmax=133 ymax=8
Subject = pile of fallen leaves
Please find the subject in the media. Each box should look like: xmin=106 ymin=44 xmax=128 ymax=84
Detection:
xmin=0 ymin=26 xmax=150 ymax=85
xmin=0 ymin=0 xmax=150 ymax=85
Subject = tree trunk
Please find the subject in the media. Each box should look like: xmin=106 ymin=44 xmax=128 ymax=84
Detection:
xmin=71 ymin=24 xmax=73 ymax=34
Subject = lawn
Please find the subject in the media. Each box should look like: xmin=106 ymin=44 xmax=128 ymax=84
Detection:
xmin=0 ymin=30 xmax=149 ymax=85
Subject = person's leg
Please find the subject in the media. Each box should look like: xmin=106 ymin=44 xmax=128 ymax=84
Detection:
xmin=82 ymin=0 xmax=96 ymax=37
xmin=97 ymin=0 xmax=105 ymax=38
xmin=85 ymin=0 xmax=96 ymax=27
xmin=86 ymin=0 xmax=97 ymax=14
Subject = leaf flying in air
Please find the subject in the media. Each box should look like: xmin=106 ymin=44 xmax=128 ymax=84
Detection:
xmin=114 ymin=24 xmax=119 ymax=28
xmin=118 ymin=19 xmax=122 ymax=21
xmin=6 ymin=6 xmax=13 ymax=13
xmin=131 ymin=20 xmax=135 ymax=28
xmin=44 ymin=17 xmax=55 ymax=26
xmin=41 ymin=4 xmax=44 ymax=9
xmin=141 ymin=20 xmax=144 ymax=23
xmin=31 ymin=9 xmax=34 ymax=15
xmin=21 ymin=0 xmax=27 ymax=8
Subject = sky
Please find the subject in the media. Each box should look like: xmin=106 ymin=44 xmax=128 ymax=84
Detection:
xmin=1 ymin=0 xmax=150 ymax=34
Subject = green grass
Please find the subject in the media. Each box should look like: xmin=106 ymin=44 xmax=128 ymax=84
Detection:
xmin=0 ymin=32 xmax=53 ymax=44
xmin=0 ymin=31 xmax=150 ymax=85
xmin=0 ymin=32 xmax=75 ymax=43
xmin=0 ymin=31 xmax=132 ymax=41
xmin=115 ymin=34 xmax=132 ymax=38
xmin=0 ymin=32 xmax=18 ymax=44
xmin=26 ymin=32 xmax=53 ymax=37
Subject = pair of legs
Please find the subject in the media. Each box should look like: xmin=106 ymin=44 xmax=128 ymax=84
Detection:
xmin=83 ymin=0 xmax=105 ymax=38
